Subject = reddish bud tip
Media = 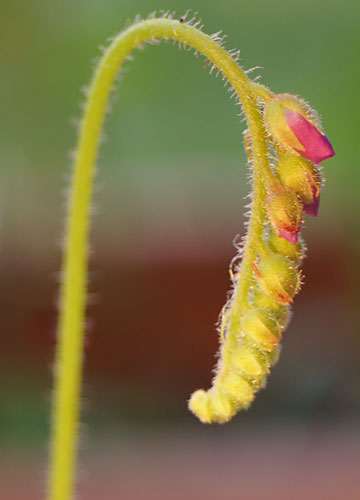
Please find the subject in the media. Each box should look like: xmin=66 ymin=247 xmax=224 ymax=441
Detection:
xmin=302 ymin=191 xmax=320 ymax=216
xmin=278 ymin=227 xmax=299 ymax=244
xmin=266 ymin=189 xmax=302 ymax=245
xmin=284 ymin=110 xmax=335 ymax=164
xmin=255 ymin=255 xmax=300 ymax=305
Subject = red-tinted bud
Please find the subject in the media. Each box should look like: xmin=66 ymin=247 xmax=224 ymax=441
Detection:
xmin=264 ymin=94 xmax=335 ymax=164
xmin=267 ymin=229 xmax=304 ymax=266
xmin=253 ymin=255 xmax=300 ymax=304
xmin=266 ymin=189 xmax=302 ymax=244
xmin=241 ymin=308 xmax=280 ymax=352
xmin=275 ymin=154 xmax=322 ymax=216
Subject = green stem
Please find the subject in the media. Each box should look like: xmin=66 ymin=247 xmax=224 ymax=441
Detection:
xmin=48 ymin=17 xmax=276 ymax=500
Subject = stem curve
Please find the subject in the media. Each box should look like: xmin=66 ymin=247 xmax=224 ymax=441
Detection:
xmin=49 ymin=17 xmax=277 ymax=500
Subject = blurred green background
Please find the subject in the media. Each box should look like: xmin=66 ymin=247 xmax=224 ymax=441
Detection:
xmin=1 ymin=1 xmax=359 ymax=499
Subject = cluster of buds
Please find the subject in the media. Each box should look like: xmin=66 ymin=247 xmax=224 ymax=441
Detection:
xmin=264 ymin=93 xmax=334 ymax=244
xmin=188 ymin=69 xmax=335 ymax=425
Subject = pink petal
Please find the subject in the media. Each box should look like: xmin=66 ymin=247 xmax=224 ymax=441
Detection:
xmin=303 ymin=186 xmax=320 ymax=216
xmin=278 ymin=227 xmax=299 ymax=244
xmin=284 ymin=110 xmax=335 ymax=164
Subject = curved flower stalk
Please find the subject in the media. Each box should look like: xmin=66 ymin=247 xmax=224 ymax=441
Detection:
xmin=48 ymin=12 xmax=334 ymax=500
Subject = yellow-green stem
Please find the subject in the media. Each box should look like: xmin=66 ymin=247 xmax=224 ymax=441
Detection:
xmin=48 ymin=17 xmax=276 ymax=500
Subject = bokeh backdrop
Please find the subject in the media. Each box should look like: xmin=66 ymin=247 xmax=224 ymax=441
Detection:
xmin=1 ymin=1 xmax=359 ymax=499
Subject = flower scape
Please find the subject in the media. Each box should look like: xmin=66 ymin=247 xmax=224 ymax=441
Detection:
xmin=48 ymin=12 xmax=334 ymax=500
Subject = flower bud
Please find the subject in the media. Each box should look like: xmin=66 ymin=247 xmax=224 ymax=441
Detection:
xmin=208 ymin=388 xmax=235 ymax=422
xmin=254 ymin=255 xmax=300 ymax=304
xmin=250 ymin=289 xmax=289 ymax=323
xmin=264 ymin=94 xmax=335 ymax=164
xmin=232 ymin=345 xmax=264 ymax=379
xmin=267 ymin=229 xmax=304 ymax=266
xmin=266 ymin=189 xmax=302 ymax=244
xmin=275 ymin=154 xmax=322 ymax=216
xmin=188 ymin=389 xmax=212 ymax=423
xmin=222 ymin=373 xmax=254 ymax=407
xmin=241 ymin=308 xmax=280 ymax=351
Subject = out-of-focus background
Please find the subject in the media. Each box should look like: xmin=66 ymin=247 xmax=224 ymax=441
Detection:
xmin=1 ymin=1 xmax=359 ymax=498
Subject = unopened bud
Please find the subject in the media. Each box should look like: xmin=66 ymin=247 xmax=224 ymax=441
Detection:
xmin=241 ymin=308 xmax=280 ymax=351
xmin=268 ymin=229 xmax=304 ymax=265
xmin=275 ymin=154 xmax=322 ymax=216
xmin=250 ymin=287 xmax=286 ymax=314
xmin=250 ymin=289 xmax=290 ymax=324
xmin=254 ymin=255 xmax=300 ymax=304
xmin=188 ymin=389 xmax=212 ymax=423
xmin=222 ymin=373 xmax=254 ymax=407
xmin=232 ymin=345 xmax=264 ymax=379
xmin=208 ymin=388 xmax=235 ymax=422
xmin=266 ymin=189 xmax=302 ymax=244
xmin=264 ymin=93 xmax=335 ymax=164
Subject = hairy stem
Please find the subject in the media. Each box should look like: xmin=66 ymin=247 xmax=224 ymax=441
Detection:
xmin=49 ymin=17 xmax=276 ymax=500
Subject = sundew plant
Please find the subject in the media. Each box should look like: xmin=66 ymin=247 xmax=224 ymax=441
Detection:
xmin=48 ymin=11 xmax=335 ymax=500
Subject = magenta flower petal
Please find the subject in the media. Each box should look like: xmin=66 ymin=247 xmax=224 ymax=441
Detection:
xmin=284 ymin=110 xmax=335 ymax=164
xmin=278 ymin=227 xmax=299 ymax=244
xmin=303 ymin=198 xmax=319 ymax=217
xmin=302 ymin=182 xmax=320 ymax=216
